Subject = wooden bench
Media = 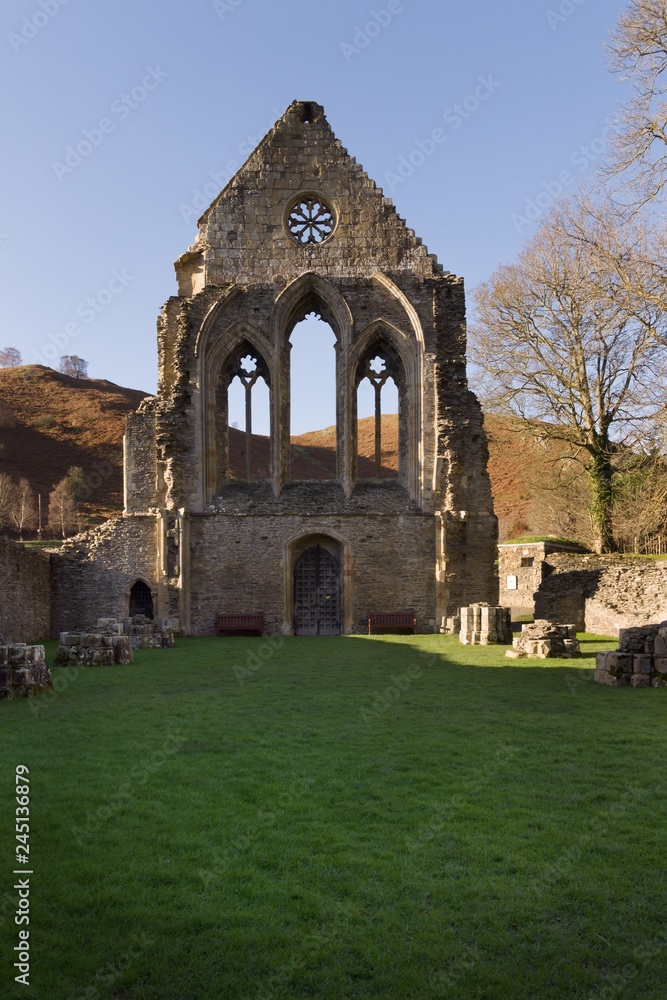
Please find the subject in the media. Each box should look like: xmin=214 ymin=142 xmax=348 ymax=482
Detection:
xmin=368 ymin=612 xmax=416 ymax=635
xmin=215 ymin=613 xmax=265 ymax=637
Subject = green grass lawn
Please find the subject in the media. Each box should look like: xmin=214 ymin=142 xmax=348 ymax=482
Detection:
xmin=1 ymin=633 xmax=666 ymax=1000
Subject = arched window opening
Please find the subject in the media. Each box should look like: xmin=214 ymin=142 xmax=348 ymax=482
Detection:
xmin=215 ymin=341 xmax=271 ymax=488
xmin=289 ymin=313 xmax=337 ymax=479
xmin=356 ymin=348 xmax=401 ymax=480
xmin=129 ymin=580 xmax=154 ymax=620
xmin=227 ymin=353 xmax=270 ymax=481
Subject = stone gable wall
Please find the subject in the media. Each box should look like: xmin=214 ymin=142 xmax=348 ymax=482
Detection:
xmin=0 ymin=537 xmax=51 ymax=641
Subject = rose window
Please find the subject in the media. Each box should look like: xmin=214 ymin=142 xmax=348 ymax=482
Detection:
xmin=286 ymin=196 xmax=335 ymax=244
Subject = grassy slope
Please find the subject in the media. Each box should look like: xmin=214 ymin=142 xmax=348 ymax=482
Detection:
xmin=2 ymin=634 xmax=665 ymax=1000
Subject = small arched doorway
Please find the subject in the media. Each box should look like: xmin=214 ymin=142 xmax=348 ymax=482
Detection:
xmin=293 ymin=544 xmax=340 ymax=635
xmin=129 ymin=580 xmax=154 ymax=620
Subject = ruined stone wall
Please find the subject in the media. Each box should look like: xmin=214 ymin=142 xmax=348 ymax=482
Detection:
xmin=50 ymin=516 xmax=158 ymax=636
xmin=124 ymin=398 xmax=158 ymax=512
xmin=498 ymin=542 xmax=587 ymax=610
xmin=534 ymin=554 xmax=667 ymax=636
xmin=189 ymin=482 xmax=435 ymax=635
xmin=0 ymin=537 xmax=50 ymax=641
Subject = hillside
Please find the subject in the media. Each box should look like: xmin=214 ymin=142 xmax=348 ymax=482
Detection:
xmin=0 ymin=365 xmax=554 ymax=539
xmin=0 ymin=365 xmax=150 ymax=520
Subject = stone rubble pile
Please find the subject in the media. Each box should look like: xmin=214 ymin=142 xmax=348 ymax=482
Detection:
xmin=55 ymin=621 xmax=133 ymax=666
xmin=459 ymin=605 xmax=512 ymax=645
xmin=595 ymin=622 xmax=667 ymax=687
xmin=121 ymin=615 xmax=175 ymax=649
xmin=54 ymin=615 xmax=175 ymax=666
xmin=0 ymin=642 xmax=53 ymax=699
xmin=505 ymin=620 xmax=579 ymax=659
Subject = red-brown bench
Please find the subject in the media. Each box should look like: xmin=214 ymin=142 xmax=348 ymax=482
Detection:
xmin=368 ymin=612 xmax=416 ymax=635
xmin=215 ymin=613 xmax=265 ymax=637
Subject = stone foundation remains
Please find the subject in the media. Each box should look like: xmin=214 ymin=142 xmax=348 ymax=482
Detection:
xmin=54 ymin=615 xmax=175 ymax=665
xmin=55 ymin=621 xmax=133 ymax=667
xmin=0 ymin=643 xmax=52 ymax=699
xmin=459 ymin=605 xmax=512 ymax=645
xmin=121 ymin=616 xmax=175 ymax=649
xmin=595 ymin=623 xmax=667 ymax=688
xmin=506 ymin=621 xmax=579 ymax=659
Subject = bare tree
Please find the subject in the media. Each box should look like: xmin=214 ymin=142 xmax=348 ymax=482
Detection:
xmin=59 ymin=355 xmax=88 ymax=379
xmin=11 ymin=478 xmax=36 ymax=541
xmin=470 ymin=193 xmax=667 ymax=554
xmin=0 ymin=347 xmax=22 ymax=368
xmin=605 ymin=0 xmax=667 ymax=203
xmin=0 ymin=473 xmax=18 ymax=529
xmin=47 ymin=479 xmax=78 ymax=539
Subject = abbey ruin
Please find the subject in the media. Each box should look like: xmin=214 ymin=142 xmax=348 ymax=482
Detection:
xmin=47 ymin=101 xmax=498 ymax=636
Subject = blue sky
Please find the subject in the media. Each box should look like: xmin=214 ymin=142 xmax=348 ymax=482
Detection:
xmin=1 ymin=0 xmax=627 ymax=433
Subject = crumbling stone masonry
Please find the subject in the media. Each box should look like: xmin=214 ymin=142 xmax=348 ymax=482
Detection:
xmin=55 ymin=620 xmax=133 ymax=667
xmin=0 ymin=537 xmax=50 ymax=642
xmin=505 ymin=621 xmax=579 ymax=660
xmin=49 ymin=101 xmax=498 ymax=636
xmin=534 ymin=554 xmax=667 ymax=636
xmin=0 ymin=644 xmax=52 ymax=699
xmin=595 ymin=623 xmax=667 ymax=688
xmin=459 ymin=605 xmax=511 ymax=645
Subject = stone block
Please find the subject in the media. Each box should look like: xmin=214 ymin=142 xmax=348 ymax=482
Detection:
xmin=536 ymin=640 xmax=552 ymax=659
xmin=563 ymin=639 xmax=580 ymax=655
xmin=80 ymin=634 xmax=102 ymax=648
xmin=653 ymin=657 xmax=667 ymax=674
xmin=0 ymin=646 xmax=7 ymax=666
xmin=8 ymin=644 xmax=27 ymax=665
xmin=0 ymin=687 xmax=14 ymax=700
xmin=505 ymin=649 xmax=525 ymax=658
xmin=633 ymin=655 xmax=653 ymax=675
xmin=631 ymin=674 xmax=650 ymax=688
xmin=654 ymin=631 xmax=667 ymax=656
xmin=609 ymin=653 xmax=633 ymax=676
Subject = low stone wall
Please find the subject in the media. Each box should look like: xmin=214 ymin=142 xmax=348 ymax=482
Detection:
xmin=0 ymin=537 xmax=51 ymax=642
xmin=0 ymin=644 xmax=52 ymax=699
xmin=534 ymin=554 xmax=667 ymax=637
xmin=595 ymin=623 xmax=667 ymax=687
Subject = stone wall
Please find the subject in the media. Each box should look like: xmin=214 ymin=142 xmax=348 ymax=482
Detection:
xmin=534 ymin=553 xmax=667 ymax=636
xmin=50 ymin=515 xmax=158 ymax=637
xmin=190 ymin=483 xmax=436 ymax=635
xmin=0 ymin=537 xmax=50 ymax=641
xmin=498 ymin=541 xmax=588 ymax=610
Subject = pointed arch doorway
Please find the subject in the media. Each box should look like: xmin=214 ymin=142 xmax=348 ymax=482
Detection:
xmin=293 ymin=543 xmax=341 ymax=635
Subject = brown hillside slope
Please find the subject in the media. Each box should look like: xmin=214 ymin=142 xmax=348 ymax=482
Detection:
xmin=0 ymin=365 xmax=150 ymax=520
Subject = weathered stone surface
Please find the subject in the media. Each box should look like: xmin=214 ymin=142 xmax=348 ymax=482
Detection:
xmin=511 ymin=620 xmax=580 ymax=659
xmin=498 ymin=540 xmax=588 ymax=611
xmin=0 ymin=644 xmax=52 ymax=699
xmin=459 ymin=605 xmax=511 ymax=645
xmin=594 ymin=621 xmax=667 ymax=688
xmin=535 ymin=554 xmax=667 ymax=636
xmin=0 ymin=536 xmax=50 ymax=642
